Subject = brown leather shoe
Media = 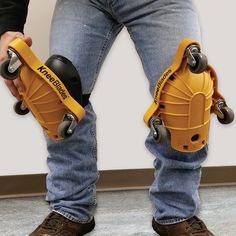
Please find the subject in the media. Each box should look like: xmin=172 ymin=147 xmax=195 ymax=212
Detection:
xmin=152 ymin=216 xmax=214 ymax=236
xmin=29 ymin=212 xmax=95 ymax=236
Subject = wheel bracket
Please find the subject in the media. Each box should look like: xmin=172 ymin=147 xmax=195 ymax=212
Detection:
xmin=186 ymin=45 xmax=199 ymax=67
xmin=63 ymin=113 xmax=77 ymax=134
xmin=213 ymin=99 xmax=226 ymax=119
xmin=7 ymin=49 xmax=22 ymax=73
xmin=150 ymin=116 xmax=163 ymax=140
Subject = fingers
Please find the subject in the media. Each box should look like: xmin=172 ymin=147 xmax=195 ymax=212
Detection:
xmin=4 ymin=78 xmax=24 ymax=100
xmin=24 ymin=36 xmax=33 ymax=47
xmin=4 ymin=80 xmax=21 ymax=100
xmin=0 ymin=32 xmax=23 ymax=58
xmin=13 ymin=78 xmax=25 ymax=94
xmin=0 ymin=31 xmax=33 ymax=60
xmin=0 ymin=31 xmax=32 ymax=100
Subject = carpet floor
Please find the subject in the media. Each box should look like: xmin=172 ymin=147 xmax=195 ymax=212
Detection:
xmin=0 ymin=186 xmax=235 ymax=236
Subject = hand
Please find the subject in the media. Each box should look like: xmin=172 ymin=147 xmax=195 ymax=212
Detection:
xmin=0 ymin=31 xmax=32 ymax=100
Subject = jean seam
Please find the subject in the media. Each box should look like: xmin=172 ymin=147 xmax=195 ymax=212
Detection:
xmin=88 ymin=22 xmax=117 ymax=93
xmin=127 ymin=27 xmax=149 ymax=81
xmin=154 ymin=216 xmax=194 ymax=225
xmin=90 ymin=123 xmax=97 ymax=160
xmin=87 ymin=183 xmax=97 ymax=206
xmin=53 ymin=209 xmax=93 ymax=224
xmin=92 ymin=172 xmax=100 ymax=206
xmin=106 ymin=0 xmax=120 ymax=21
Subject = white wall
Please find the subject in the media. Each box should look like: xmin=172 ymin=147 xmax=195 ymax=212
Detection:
xmin=0 ymin=0 xmax=235 ymax=175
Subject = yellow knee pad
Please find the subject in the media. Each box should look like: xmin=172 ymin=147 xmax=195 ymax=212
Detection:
xmin=144 ymin=39 xmax=234 ymax=152
xmin=0 ymin=38 xmax=86 ymax=140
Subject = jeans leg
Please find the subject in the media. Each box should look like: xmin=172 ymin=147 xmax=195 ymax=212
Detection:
xmin=112 ymin=0 xmax=207 ymax=224
xmin=46 ymin=0 xmax=123 ymax=223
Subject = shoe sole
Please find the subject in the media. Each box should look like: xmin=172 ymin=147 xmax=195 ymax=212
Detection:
xmin=77 ymin=219 xmax=96 ymax=236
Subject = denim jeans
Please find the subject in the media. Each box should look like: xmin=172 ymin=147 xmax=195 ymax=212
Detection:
xmin=46 ymin=0 xmax=208 ymax=225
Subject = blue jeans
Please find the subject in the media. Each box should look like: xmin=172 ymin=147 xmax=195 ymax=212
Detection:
xmin=46 ymin=0 xmax=208 ymax=225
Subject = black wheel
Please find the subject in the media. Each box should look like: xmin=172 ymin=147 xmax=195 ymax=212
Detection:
xmin=189 ymin=52 xmax=208 ymax=74
xmin=58 ymin=120 xmax=73 ymax=138
xmin=152 ymin=124 xmax=168 ymax=144
xmin=217 ymin=106 xmax=234 ymax=124
xmin=14 ymin=101 xmax=29 ymax=115
xmin=0 ymin=59 xmax=20 ymax=80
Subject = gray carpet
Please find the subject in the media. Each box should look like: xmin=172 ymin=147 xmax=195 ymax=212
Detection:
xmin=0 ymin=186 xmax=236 ymax=236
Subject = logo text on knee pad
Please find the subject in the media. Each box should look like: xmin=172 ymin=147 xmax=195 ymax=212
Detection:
xmin=154 ymin=69 xmax=172 ymax=104
xmin=37 ymin=66 xmax=68 ymax=100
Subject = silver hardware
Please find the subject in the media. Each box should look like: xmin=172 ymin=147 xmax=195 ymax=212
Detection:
xmin=186 ymin=45 xmax=199 ymax=67
xmin=7 ymin=49 xmax=22 ymax=73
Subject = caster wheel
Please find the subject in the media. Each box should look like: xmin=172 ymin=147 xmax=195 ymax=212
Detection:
xmin=58 ymin=120 xmax=73 ymax=138
xmin=0 ymin=59 xmax=20 ymax=80
xmin=217 ymin=106 xmax=234 ymax=124
xmin=152 ymin=123 xmax=168 ymax=144
xmin=189 ymin=52 xmax=208 ymax=74
xmin=14 ymin=101 xmax=29 ymax=115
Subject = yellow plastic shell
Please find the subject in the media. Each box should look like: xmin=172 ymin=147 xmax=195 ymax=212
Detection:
xmin=144 ymin=39 xmax=224 ymax=152
xmin=8 ymin=38 xmax=85 ymax=140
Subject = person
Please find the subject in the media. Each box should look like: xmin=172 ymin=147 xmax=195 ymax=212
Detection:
xmin=0 ymin=0 xmax=214 ymax=235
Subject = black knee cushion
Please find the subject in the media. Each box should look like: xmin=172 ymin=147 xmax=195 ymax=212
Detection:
xmin=45 ymin=55 xmax=89 ymax=107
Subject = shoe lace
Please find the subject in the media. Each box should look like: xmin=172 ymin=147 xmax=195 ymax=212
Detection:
xmin=186 ymin=217 xmax=207 ymax=234
xmin=42 ymin=213 xmax=62 ymax=232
